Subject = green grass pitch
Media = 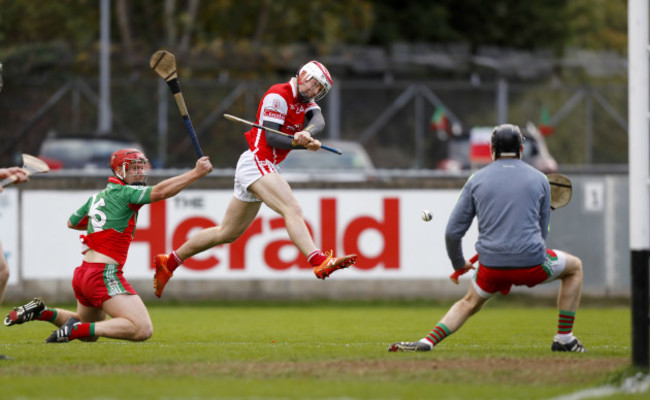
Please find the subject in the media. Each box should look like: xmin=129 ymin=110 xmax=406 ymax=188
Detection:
xmin=0 ymin=299 xmax=645 ymax=399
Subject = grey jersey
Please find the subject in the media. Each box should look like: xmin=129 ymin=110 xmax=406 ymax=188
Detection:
xmin=445 ymin=158 xmax=551 ymax=270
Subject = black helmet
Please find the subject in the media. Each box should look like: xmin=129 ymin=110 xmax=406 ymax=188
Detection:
xmin=491 ymin=124 xmax=524 ymax=159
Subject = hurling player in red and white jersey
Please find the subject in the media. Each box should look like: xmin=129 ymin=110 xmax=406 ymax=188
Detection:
xmin=153 ymin=61 xmax=358 ymax=297
xmin=4 ymin=149 xmax=212 ymax=343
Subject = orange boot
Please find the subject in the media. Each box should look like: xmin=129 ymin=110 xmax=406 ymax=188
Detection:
xmin=313 ymin=251 xmax=357 ymax=279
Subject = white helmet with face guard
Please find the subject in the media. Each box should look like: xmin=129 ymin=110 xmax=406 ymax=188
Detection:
xmin=296 ymin=60 xmax=333 ymax=103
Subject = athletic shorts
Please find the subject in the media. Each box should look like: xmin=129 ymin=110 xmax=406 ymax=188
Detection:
xmin=472 ymin=249 xmax=567 ymax=298
xmin=233 ymin=150 xmax=279 ymax=202
xmin=71 ymin=261 xmax=136 ymax=308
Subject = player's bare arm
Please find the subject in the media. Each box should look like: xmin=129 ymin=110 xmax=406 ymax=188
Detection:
xmin=0 ymin=167 xmax=29 ymax=193
xmin=149 ymin=156 xmax=212 ymax=202
xmin=0 ymin=167 xmax=29 ymax=182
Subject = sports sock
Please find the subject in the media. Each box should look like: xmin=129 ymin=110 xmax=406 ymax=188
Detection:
xmin=307 ymin=249 xmax=328 ymax=267
xmin=424 ymin=323 xmax=451 ymax=347
xmin=557 ymin=309 xmax=576 ymax=341
xmin=36 ymin=309 xmax=57 ymax=322
xmin=167 ymin=251 xmax=183 ymax=273
xmin=69 ymin=322 xmax=94 ymax=341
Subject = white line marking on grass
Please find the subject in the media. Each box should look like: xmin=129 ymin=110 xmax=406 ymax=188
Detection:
xmin=549 ymin=373 xmax=650 ymax=400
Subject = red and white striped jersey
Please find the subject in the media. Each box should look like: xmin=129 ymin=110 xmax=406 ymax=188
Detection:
xmin=244 ymin=79 xmax=320 ymax=164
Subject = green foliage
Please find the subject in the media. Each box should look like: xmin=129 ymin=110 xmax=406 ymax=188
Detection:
xmin=0 ymin=301 xmax=639 ymax=399
xmin=446 ymin=0 xmax=570 ymax=53
xmin=366 ymin=0 xmax=576 ymax=53
xmin=368 ymin=0 xmax=453 ymax=45
xmin=0 ymin=0 xmax=98 ymax=50
xmin=0 ymin=0 xmax=628 ymax=60
xmin=567 ymin=0 xmax=628 ymax=52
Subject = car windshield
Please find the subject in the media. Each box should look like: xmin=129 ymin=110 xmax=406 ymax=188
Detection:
xmin=39 ymin=136 xmax=143 ymax=169
xmin=280 ymin=141 xmax=374 ymax=171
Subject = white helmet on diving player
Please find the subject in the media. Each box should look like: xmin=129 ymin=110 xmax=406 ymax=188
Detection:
xmin=296 ymin=60 xmax=333 ymax=103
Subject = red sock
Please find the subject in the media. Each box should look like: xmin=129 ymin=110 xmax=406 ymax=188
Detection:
xmin=69 ymin=322 xmax=93 ymax=341
xmin=167 ymin=251 xmax=183 ymax=273
xmin=307 ymin=250 xmax=327 ymax=267
xmin=37 ymin=309 xmax=57 ymax=322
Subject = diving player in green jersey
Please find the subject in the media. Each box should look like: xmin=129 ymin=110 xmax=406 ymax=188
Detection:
xmin=5 ymin=149 xmax=212 ymax=343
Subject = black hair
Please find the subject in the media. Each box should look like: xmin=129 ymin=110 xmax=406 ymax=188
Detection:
xmin=491 ymin=124 xmax=524 ymax=159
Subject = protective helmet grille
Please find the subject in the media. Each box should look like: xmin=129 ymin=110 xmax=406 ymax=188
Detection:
xmin=110 ymin=148 xmax=149 ymax=182
xmin=297 ymin=61 xmax=333 ymax=102
xmin=491 ymin=124 xmax=524 ymax=158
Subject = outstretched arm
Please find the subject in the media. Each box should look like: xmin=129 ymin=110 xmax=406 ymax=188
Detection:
xmin=0 ymin=167 xmax=28 ymax=182
xmin=149 ymin=156 xmax=212 ymax=202
xmin=0 ymin=167 xmax=29 ymax=193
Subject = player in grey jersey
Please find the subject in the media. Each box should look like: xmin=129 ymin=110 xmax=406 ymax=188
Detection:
xmin=389 ymin=124 xmax=586 ymax=353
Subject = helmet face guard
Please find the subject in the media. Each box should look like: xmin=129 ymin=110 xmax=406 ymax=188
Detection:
xmin=491 ymin=124 xmax=525 ymax=159
xmin=297 ymin=61 xmax=333 ymax=103
xmin=110 ymin=148 xmax=150 ymax=185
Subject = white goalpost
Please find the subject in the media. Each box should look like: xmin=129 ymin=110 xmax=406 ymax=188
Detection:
xmin=628 ymin=0 xmax=649 ymax=368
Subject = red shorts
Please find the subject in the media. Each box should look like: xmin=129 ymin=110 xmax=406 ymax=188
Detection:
xmin=72 ymin=261 xmax=137 ymax=308
xmin=473 ymin=249 xmax=563 ymax=297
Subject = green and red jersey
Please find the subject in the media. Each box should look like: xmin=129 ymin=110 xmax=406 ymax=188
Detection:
xmin=69 ymin=177 xmax=153 ymax=265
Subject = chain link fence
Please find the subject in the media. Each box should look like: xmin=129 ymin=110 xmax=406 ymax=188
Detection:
xmin=0 ymin=76 xmax=628 ymax=170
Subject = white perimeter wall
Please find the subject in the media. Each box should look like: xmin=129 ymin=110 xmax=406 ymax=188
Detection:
xmin=10 ymin=189 xmax=478 ymax=283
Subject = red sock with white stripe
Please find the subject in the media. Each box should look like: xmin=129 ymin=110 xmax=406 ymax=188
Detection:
xmin=307 ymin=250 xmax=328 ymax=267
xmin=167 ymin=251 xmax=183 ymax=273
xmin=69 ymin=322 xmax=95 ymax=341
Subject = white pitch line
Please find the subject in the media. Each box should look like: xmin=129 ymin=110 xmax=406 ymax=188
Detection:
xmin=548 ymin=373 xmax=650 ymax=400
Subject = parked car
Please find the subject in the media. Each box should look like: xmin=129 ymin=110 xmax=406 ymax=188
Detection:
xmin=279 ymin=139 xmax=376 ymax=182
xmin=437 ymin=122 xmax=558 ymax=173
xmin=38 ymin=134 xmax=144 ymax=170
